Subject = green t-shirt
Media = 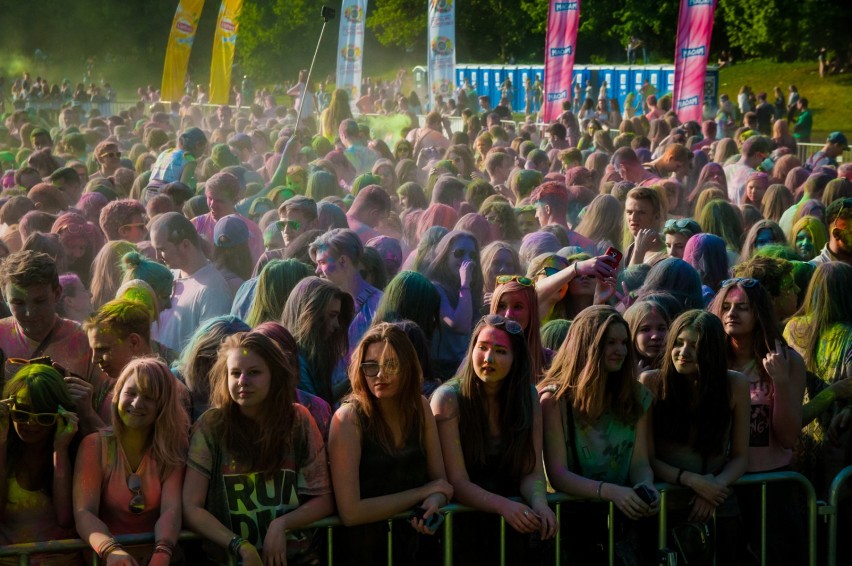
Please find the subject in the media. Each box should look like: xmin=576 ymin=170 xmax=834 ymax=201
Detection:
xmin=568 ymin=382 xmax=653 ymax=485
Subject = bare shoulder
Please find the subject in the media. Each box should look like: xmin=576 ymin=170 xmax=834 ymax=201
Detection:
xmin=430 ymin=384 xmax=459 ymax=420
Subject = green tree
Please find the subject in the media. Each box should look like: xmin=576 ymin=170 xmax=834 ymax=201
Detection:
xmin=367 ymin=0 xmax=426 ymax=50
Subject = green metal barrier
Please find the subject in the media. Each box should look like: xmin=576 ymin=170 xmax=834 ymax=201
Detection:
xmin=827 ymin=465 xmax=852 ymax=566
xmin=0 ymin=472 xmax=825 ymax=565
xmin=656 ymin=471 xmax=818 ymax=566
xmin=0 ymin=531 xmax=235 ymax=566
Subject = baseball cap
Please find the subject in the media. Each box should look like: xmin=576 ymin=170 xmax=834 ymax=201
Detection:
xmin=828 ymin=132 xmax=849 ymax=150
xmin=213 ymin=215 xmax=249 ymax=248
xmin=229 ymin=133 xmax=253 ymax=152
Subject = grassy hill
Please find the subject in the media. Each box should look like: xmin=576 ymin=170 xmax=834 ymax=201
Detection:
xmin=717 ymin=59 xmax=852 ymax=141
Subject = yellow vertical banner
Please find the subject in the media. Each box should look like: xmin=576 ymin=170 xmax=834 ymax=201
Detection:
xmin=209 ymin=0 xmax=243 ymax=105
xmin=161 ymin=0 xmax=206 ymax=102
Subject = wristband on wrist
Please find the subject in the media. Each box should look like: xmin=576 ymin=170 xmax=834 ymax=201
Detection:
xmin=153 ymin=542 xmax=174 ymax=556
xmin=675 ymin=468 xmax=685 ymax=486
xmin=228 ymin=535 xmax=246 ymax=556
xmin=597 ymin=481 xmax=605 ymax=500
xmin=97 ymin=538 xmax=123 ymax=559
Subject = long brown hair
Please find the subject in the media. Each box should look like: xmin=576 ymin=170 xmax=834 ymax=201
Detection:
xmin=654 ymin=310 xmax=731 ymax=458
xmin=453 ymin=317 xmax=535 ymax=480
xmin=209 ymin=332 xmax=298 ymax=475
xmin=540 ymin=306 xmax=642 ymax=424
xmin=346 ymin=323 xmax=425 ymax=453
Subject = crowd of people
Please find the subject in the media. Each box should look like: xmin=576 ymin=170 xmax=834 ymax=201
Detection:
xmin=0 ymin=66 xmax=850 ymax=566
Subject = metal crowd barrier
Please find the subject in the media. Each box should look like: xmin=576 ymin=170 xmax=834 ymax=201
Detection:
xmin=827 ymin=465 xmax=852 ymax=566
xmin=797 ymin=142 xmax=851 ymax=165
xmin=1 ymin=469 xmax=832 ymax=566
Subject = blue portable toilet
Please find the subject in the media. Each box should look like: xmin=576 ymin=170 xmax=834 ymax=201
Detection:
xmin=663 ymin=66 xmax=675 ymax=96
xmin=455 ymin=66 xmax=466 ymax=92
xmin=647 ymin=67 xmax=662 ymax=95
xmin=614 ymin=66 xmax=631 ymax=110
xmin=491 ymin=67 xmax=502 ymax=109
xmin=479 ymin=65 xmax=491 ymax=108
xmin=600 ymin=67 xmax=615 ymax=101
xmin=518 ymin=66 xmax=532 ymax=112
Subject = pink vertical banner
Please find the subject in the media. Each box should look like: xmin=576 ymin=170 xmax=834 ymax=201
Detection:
xmin=673 ymin=0 xmax=717 ymax=123
xmin=543 ymin=1 xmax=580 ymax=123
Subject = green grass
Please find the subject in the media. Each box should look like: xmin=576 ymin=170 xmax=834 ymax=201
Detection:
xmin=718 ymin=59 xmax=852 ymax=141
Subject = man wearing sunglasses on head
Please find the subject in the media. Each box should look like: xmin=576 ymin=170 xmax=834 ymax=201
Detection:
xmin=0 ymin=250 xmax=113 ymax=435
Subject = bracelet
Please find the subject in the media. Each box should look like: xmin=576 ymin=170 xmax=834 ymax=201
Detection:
xmin=97 ymin=538 xmax=123 ymax=559
xmin=153 ymin=542 xmax=174 ymax=556
xmin=228 ymin=535 xmax=246 ymax=556
xmin=459 ymin=285 xmax=471 ymax=291
xmin=676 ymin=468 xmax=685 ymax=486
xmin=596 ymin=481 xmax=605 ymax=500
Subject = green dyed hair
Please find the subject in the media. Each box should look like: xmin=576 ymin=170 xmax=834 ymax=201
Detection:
xmin=373 ymin=270 xmax=441 ymax=339
xmin=4 ymin=364 xmax=75 ymax=415
xmin=351 ymin=173 xmax=382 ymax=196
xmin=245 ymin=259 xmax=312 ymax=327
xmin=540 ymin=319 xmax=571 ymax=352
xmin=509 ymin=169 xmax=543 ymax=200
xmin=697 ymin=199 xmax=744 ymax=252
xmin=83 ymin=298 xmax=152 ymax=343
xmin=120 ymin=251 xmax=174 ymax=306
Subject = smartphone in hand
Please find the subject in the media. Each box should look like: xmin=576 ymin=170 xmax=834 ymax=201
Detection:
xmin=604 ymin=246 xmax=623 ymax=269
xmin=410 ymin=506 xmax=445 ymax=532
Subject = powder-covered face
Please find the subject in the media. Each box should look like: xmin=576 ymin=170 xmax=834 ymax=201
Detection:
xmin=795 ymin=229 xmax=815 ymax=259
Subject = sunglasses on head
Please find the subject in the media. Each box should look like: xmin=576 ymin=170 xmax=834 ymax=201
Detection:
xmin=9 ymin=408 xmax=59 ymax=427
xmin=360 ymin=359 xmax=401 ymax=378
xmin=482 ymin=314 xmax=523 ymax=335
xmin=453 ymin=248 xmax=477 ymax=260
xmin=57 ymin=224 xmax=89 ymax=236
xmin=720 ymin=277 xmax=760 ymax=289
xmin=496 ymin=275 xmax=534 ymax=287
xmin=664 ymin=218 xmax=697 ymax=231
xmin=128 ymin=473 xmax=145 ymax=515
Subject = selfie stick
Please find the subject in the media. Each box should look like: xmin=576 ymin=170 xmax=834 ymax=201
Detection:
xmin=294 ymin=5 xmax=336 ymax=128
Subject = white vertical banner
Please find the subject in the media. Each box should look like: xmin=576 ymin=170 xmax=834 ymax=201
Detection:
xmin=335 ymin=0 xmax=367 ymax=108
xmin=428 ymin=0 xmax=456 ymax=109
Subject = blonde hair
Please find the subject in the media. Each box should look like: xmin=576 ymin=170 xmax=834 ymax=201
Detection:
xmin=111 ymin=357 xmax=189 ymax=479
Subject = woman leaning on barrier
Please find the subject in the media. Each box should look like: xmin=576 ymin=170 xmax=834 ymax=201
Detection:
xmin=640 ymin=310 xmax=751 ymax=565
xmin=0 ymin=363 xmax=81 ymax=565
xmin=182 ymin=331 xmax=333 ymax=566
xmin=73 ymin=358 xmax=188 ymax=565
xmin=708 ymin=277 xmax=807 ymax=565
xmin=328 ymin=323 xmax=451 ymax=565
xmin=431 ymin=315 xmax=557 ymax=565
xmin=539 ymin=306 xmax=658 ymax=564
